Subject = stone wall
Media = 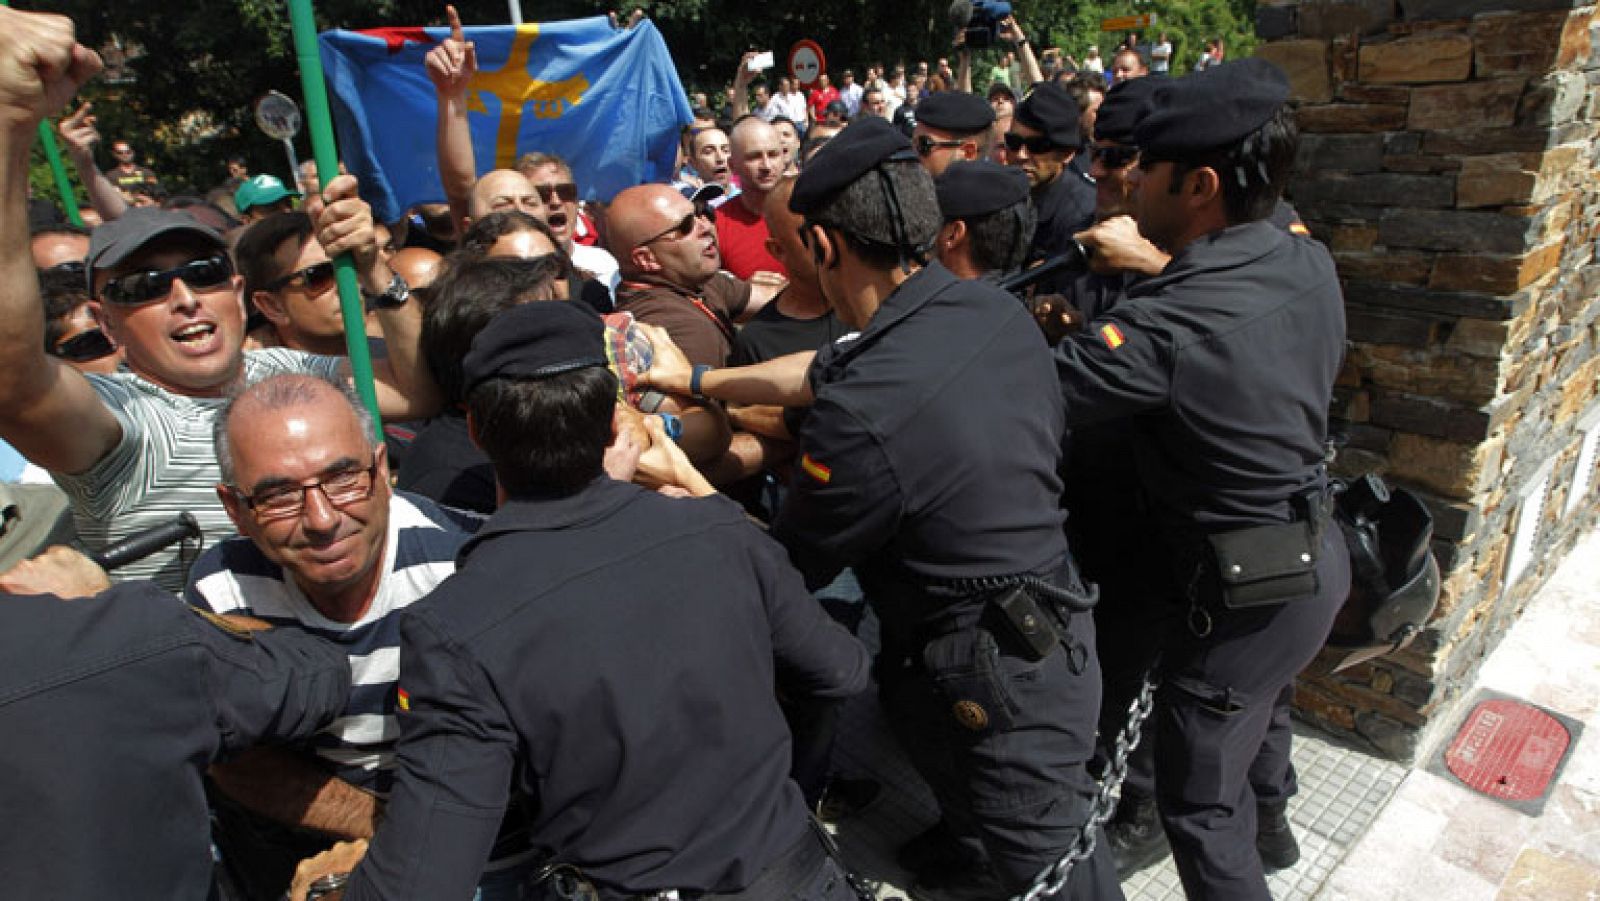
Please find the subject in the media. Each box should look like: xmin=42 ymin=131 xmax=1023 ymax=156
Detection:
xmin=1255 ymin=0 xmax=1600 ymax=760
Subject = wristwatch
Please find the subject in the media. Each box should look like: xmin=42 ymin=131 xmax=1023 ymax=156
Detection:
xmin=689 ymin=364 xmax=713 ymax=400
xmin=365 ymin=272 xmax=411 ymax=310
xmin=306 ymin=872 xmax=350 ymax=900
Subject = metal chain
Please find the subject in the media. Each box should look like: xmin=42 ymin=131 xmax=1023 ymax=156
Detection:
xmin=1010 ymin=664 xmax=1161 ymax=901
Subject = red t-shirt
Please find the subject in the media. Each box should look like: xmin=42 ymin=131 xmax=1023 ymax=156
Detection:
xmin=715 ymin=198 xmax=788 ymax=281
xmin=808 ymin=86 xmax=840 ymax=121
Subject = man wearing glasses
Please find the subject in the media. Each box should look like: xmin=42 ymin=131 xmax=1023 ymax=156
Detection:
xmin=910 ymin=91 xmax=994 ymax=177
xmin=516 ymin=152 xmax=621 ymax=301
xmin=187 ymin=373 xmax=533 ymax=900
xmin=236 ymin=212 xmax=358 ymax=356
xmin=1006 ymin=82 xmax=1095 ymax=263
xmin=0 ymin=12 xmax=436 ymax=594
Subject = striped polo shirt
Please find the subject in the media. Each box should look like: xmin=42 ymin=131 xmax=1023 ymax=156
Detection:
xmin=184 ymin=492 xmax=475 ymax=794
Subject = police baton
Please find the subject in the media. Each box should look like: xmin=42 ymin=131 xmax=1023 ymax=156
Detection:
xmin=998 ymin=238 xmax=1092 ymax=295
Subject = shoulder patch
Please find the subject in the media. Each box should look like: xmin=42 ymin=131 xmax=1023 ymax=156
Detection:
xmin=1099 ymin=323 xmax=1126 ymax=350
xmin=192 ymin=607 xmax=256 ymax=641
xmin=800 ymin=454 xmax=833 ymax=484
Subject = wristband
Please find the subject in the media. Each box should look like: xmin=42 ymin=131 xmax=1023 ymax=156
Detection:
xmin=657 ymin=412 xmax=683 ymax=442
xmin=690 ymin=364 xmax=713 ymax=399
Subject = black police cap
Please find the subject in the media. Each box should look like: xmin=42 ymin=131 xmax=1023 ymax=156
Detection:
xmin=935 ymin=161 xmax=1030 ymax=220
xmin=916 ymin=91 xmax=995 ymax=134
xmin=790 ymin=116 xmax=918 ymax=215
xmin=1134 ymin=59 xmax=1290 ymax=158
xmin=461 ymin=301 xmax=608 ymax=394
xmin=1093 ymin=77 xmax=1159 ymax=146
xmin=1013 ymin=82 xmax=1083 ymax=151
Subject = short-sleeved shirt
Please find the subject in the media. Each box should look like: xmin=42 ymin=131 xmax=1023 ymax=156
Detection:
xmin=53 ymin=349 xmax=345 ymax=593
xmin=808 ymin=86 xmax=841 ymax=121
xmin=616 ymin=272 xmax=752 ymax=367
xmin=185 ymin=492 xmax=475 ymax=794
xmin=715 ymin=199 xmax=788 ymax=280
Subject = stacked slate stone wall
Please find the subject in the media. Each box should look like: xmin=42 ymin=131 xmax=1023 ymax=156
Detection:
xmin=1254 ymin=0 xmax=1600 ymax=760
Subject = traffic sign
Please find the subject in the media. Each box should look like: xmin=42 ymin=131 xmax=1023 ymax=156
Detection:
xmin=788 ymin=40 xmax=827 ymax=90
xmin=1101 ymin=13 xmax=1154 ymax=31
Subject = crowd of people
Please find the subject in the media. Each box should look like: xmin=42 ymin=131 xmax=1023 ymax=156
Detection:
xmin=2 ymin=5 xmax=1347 ymax=901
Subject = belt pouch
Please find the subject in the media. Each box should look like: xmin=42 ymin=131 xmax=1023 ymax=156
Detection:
xmin=1205 ymin=521 xmax=1319 ymax=609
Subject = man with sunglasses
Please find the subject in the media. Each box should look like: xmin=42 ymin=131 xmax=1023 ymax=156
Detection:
xmin=30 ymin=222 xmax=89 ymax=270
xmin=188 ymin=372 xmax=534 ymax=900
xmin=0 ymin=14 xmax=437 ymax=594
xmin=237 ymin=211 xmax=358 ymax=356
xmin=1007 ymin=82 xmax=1095 ymax=265
xmin=1050 ymin=60 xmax=1348 ymax=901
xmin=910 ymin=91 xmax=994 ymax=177
xmin=516 ymin=152 xmax=621 ymax=301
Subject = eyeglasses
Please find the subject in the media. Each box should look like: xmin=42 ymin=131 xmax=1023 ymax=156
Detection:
xmin=230 ymin=456 xmax=380 ymax=522
xmin=914 ymin=135 xmax=967 ymax=158
xmin=264 ymin=260 xmax=337 ymax=295
xmin=53 ymin=328 xmax=116 ymax=363
xmin=642 ymin=201 xmax=715 ymax=246
xmin=1003 ymin=132 xmax=1061 ymax=155
xmin=101 ymin=255 xmax=234 ymax=306
xmin=1092 ymin=144 xmax=1140 ymax=169
xmin=534 ymin=182 xmax=579 ymax=205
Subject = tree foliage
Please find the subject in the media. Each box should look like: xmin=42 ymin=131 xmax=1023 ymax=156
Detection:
xmin=21 ymin=0 xmax=1255 ymax=201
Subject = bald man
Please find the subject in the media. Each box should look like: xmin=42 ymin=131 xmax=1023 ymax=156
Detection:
xmin=611 ymin=184 xmax=768 ymax=368
xmin=718 ymin=117 xmax=790 ymax=280
xmin=466 ymin=169 xmax=545 ymax=228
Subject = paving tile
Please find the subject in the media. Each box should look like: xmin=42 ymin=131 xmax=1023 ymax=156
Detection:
xmin=1495 ymin=847 xmax=1600 ymax=900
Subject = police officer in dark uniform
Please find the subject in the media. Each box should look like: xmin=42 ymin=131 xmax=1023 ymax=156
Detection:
xmin=294 ymin=301 xmax=872 ymax=901
xmin=0 ymin=549 xmax=352 ymax=901
xmin=770 ymin=116 xmax=1121 ymax=901
xmin=932 ymin=160 xmax=1036 ymax=281
xmin=1007 ymin=83 xmax=1095 ymax=264
xmin=1051 ymin=60 xmax=1351 ymax=900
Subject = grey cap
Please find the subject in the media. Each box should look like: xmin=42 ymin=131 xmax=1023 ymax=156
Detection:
xmin=86 ymin=208 xmax=226 ymax=292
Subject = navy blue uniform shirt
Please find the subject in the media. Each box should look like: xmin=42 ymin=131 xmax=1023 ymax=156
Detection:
xmin=1054 ymin=219 xmax=1346 ymax=535
xmin=0 ymin=582 xmax=351 ymax=900
xmin=347 ymin=478 xmax=870 ymax=900
xmin=1030 ymin=164 xmax=1097 ymax=264
xmin=773 ymin=262 xmax=1071 ymax=615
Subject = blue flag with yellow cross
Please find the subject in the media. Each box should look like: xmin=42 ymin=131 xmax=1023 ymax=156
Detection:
xmin=319 ymin=17 xmax=692 ymax=223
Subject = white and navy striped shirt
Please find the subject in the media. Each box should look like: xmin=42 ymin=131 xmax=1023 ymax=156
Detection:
xmin=53 ymin=349 xmax=345 ymax=594
xmin=184 ymin=492 xmax=474 ymax=795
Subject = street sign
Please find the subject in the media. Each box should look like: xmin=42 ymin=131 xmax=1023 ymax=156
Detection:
xmin=788 ymin=40 xmax=827 ymax=90
xmin=1101 ymin=13 xmax=1154 ymax=31
xmin=254 ymin=90 xmax=303 ymax=140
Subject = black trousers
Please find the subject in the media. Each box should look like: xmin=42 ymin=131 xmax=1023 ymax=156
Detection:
xmin=879 ymin=610 xmax=1125 ymax=900
xmin=1154 ymin=526 xmax=1349 ymax=901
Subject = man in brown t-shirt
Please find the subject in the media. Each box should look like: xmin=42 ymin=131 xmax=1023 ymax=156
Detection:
xmin=609 ymin=184 xmax=768 ymax=367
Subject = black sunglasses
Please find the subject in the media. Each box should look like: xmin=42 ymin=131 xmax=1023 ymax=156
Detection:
xmin=264 ymin=260 xmax=337 ymax=294
xmin=101 ymin=255 xmax=234 ymax=306
xmin=1003 ymin=132 xmax=1060 ymax=155
xmin=1092 ymin=144 xmax=1140 ymax=169
xmin=53 ymin=328 xmax=116 ymax=362
xmin=47 ymin=260 xmax=87 ymax=277
xmin=534 ymin=182 xmax=579 ymax=205
xmin=643 ymin=201 xmax=716 ymax=246
xmin=914 ymin=135 xmax=967 ymax=158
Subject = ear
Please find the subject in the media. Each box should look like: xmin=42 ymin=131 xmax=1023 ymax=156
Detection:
xmin=630 ymin=245 xmax=661 ymax=275
xmin=217 ymin=483 xmax=248 ymax=533
xmin=1190 ymin=166 xmax=1223 ymax=207
xmin=372 ymin=441 xmax=391 ymax=483
xmin=465 ymin=409 xmax=484 ymax=452
xmin=86 ymin=301 xmax=118 ymax=345
xmin=941 ymin=219 xmax=967 ymax=250
xmin=808 ymin=224 xmax=838 ymax=270
xmin=252 ymin=290 xmax=291 ymax=326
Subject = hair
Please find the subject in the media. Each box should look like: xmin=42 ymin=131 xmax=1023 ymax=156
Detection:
xmin=234 ymin=211 xmax=315 ymax=298
xmin=422 ymin=256 xmax=567 ymax=405
xmin=39 ymin=267 xmax=91 ymax=351
xmin=962 ymin=200 xmax=1038 ymax=273
xmin=514 ymin=151 xmax=572 ymax=180
xmin=1066 ymin=72 xmax=1106 ymax=107
xmin=458 ymin=210 xmax=572 ymax=271
xmin=1166 ymin=106 xmax=1299 ymax=224
xmin=466 ymin=365 xmax=617 ymax=497
xmin=213 ymin=372 xmax=375 ymax=485
xmin=807 ymin=159 xmax=941 ymax=269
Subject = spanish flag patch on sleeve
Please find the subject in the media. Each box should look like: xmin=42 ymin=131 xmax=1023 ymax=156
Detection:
xmin=1100 ymin=323 xmax=1126 ymax=350
xmin=1289 ymin=221 xmax=1311 ymax=236
xmin=397 ymin=688 xmax=411 ymax=712
xmin=800 ymin=453 xmax=833 ymax=484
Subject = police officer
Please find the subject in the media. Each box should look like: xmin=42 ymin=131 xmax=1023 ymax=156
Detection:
xmin=772 ymin=116 xmax=1120 ymax=901
xmin=932 ymin=160 xmax=1036 ymax=280
xmin=1051 ymin=60 xmax=1351 ymax=900
xmin=1007 ymin=83 xmax=1095 ymax=263
xmin=912 ymin=91 xmax=996 ymax=176
xmin=0 ymin=547 xmax=352 ymax=901
xmin=290 ymin=301 xmax=872 ymax=901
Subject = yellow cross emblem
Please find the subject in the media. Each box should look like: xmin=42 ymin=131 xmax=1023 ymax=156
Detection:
xmin=466 ymin=25 xmax=591 ymax=169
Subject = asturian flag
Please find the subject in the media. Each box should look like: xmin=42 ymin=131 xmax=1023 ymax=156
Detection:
xmin=319 ymin=17 xmax=692 ymax=222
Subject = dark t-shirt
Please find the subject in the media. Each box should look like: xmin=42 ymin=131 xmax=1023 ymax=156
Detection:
xmin=731 ymin=295 xmax=848 ymax=442
xmin=616 ymin=272 xmax=751 ymax=367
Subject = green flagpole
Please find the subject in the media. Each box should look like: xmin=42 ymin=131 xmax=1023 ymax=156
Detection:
xmin=0 ymin=0 xmax=83 ymax=227
xmin=286 ymin=0 xmax=385 ymax=438
xmin=37 ymin=124 xmax=83 ymax=228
